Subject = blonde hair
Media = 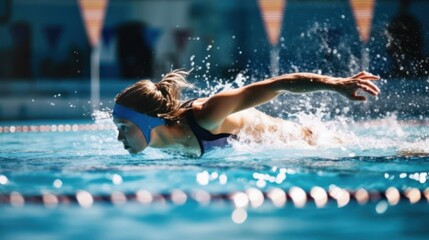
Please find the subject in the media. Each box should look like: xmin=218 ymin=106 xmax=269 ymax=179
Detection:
xmin=114 ymin=69 xmax=193 ymax=121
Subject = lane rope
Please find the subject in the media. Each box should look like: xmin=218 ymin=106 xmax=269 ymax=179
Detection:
xmin=1 ymin=119 xmax=428 ymax=134
xmin=0 ymin=123 xmax=115 ymax=133
xmin=0 ymin=187 xmax=428 ymax=208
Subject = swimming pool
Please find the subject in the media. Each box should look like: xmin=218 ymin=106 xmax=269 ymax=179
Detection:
xmin=1 ymin=115 xmax=428 ymax=239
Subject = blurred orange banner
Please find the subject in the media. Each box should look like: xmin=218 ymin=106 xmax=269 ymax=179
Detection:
xmin=78 ymin=0 xmax=108 ymax=47
xmin=349 ymin=0 xmax=375 ymax=43
xmin=258 ymin=0 xmax=286 ymax=46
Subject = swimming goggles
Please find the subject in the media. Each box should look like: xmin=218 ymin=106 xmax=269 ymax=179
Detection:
xmin=112 ymin=104 xmax=165 ymax=144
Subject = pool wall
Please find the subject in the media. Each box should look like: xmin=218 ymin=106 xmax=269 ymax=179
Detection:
xmin=1 ymin=0 xmax=428 ymax=120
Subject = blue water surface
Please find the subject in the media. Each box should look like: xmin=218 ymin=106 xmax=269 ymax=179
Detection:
xmin=0 ymin=119 xmax=428 ymax=240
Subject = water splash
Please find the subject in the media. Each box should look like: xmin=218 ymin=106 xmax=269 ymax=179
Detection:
xmin=175 ymin=47 xmax=428 ymax=160
xmin=280 ymin=21 xmax=362 ymax=77
xmin=91 ymin=109 xmax=112 ymax=121
xmin=92 ymin=27 xmax=428 ymax=160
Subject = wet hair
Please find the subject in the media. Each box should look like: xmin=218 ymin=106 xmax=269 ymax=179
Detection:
xmin=114 ymin=69 xmax=193 ymax=121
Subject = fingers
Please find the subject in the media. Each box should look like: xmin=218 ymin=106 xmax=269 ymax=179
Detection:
xmin=351 ymin=91 xmax=366 ymax=101
xmin=352 ymin=71 xmax=380 ymax=81
xmin=361 ymin=75 xmax=380 ymax=81
xmin=368 ymin=81 xmax=381 ymax=94
xmin=357 ymin=81 xmax=380 ymax=96
xmin=352 ymin=71 xmax=366 ymax=79
xmin=342 ymin=72 xmax=382 ymax=101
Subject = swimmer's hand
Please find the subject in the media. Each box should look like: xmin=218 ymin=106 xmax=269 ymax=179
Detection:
xmin=330 ymin=71 xmax=381 ymax=101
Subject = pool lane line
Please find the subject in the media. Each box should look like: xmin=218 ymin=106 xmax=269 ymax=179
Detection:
xmin=1 ymin=119 xmax=428 ymax=134
xmin=0 ymin=123 xmax=116 ymax=134
xmin=0 ymin=187 xmax=427 ymax=208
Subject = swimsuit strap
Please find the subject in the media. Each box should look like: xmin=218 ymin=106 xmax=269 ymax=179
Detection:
xmin=182 ymin=99 xmax=235 ymax=156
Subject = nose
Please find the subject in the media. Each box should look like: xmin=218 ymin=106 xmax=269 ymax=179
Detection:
xmin=117 ymin=131 xmax=125 ymax=142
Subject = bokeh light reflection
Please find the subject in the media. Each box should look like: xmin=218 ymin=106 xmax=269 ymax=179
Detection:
xmin=171 ymin=189 xmax=187 ymax=205
xmin=267 ymin=188 xmax=286 ymax=207
xmin=375 ymin=201 xmax=388 ymax=214
xmin=0 ymin=175 xmax=8 ymax=185
xmin=329 ymin=186 xmax=350 ymax=207
xmin=76 ymin=190 xmax=93 ymax=208
xmin=385 ymin=187 xmax=400 ymax=205
xmin=246 ymin=188 xmax=264 ymax=208
xmin=192 ymin=190 xmax=211 ymax=205
xmin=42 ymin=193 xmax=58 ymax=208
xmin=136 ymin=190 xmax=153 ymax=204
xmin=111 ymin=174 xmax=123 ymax=185
xmin=196 ymin=171 xmax=210 ymax=185
xmin=232 ymin=192 xmax=249 ymax=208
xmin=354 ymin=188 xmax=369 ymax=205
xmin=219 ymin=174 xmax=228 ymax=185
xmin=310 ymin=186 xmax=328 ymax=208
xmin=404 ymin=188 xmax=421 ymax=204
xmin=111 ymin=191 xmax=127 ymax=205
xmin=231 ymin=208 xmax=248 ymax=224
xmin=10 ymin=192 xmax=24 ymax=207
xmin=53 ymin=179 xmax=63 ymax=188
xmin=289 ymin=187 xmax=307 ymax=208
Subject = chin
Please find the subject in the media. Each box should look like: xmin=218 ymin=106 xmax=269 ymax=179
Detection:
xmin=127 ymin=148 xmax=142 ymax=154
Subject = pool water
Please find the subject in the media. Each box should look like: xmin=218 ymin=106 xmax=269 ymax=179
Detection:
xmin=1 ymin=117 xmax=429 ymax=239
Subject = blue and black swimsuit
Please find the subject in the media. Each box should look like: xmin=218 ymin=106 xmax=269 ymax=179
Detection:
xmin=182 ymin=99 xmax=236 ymax=157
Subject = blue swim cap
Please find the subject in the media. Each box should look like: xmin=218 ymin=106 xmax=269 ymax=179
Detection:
xmin=112 ymin=104 xmax=165 ymax=145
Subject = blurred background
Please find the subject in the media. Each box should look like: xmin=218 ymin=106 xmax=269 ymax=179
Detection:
xmin=0 ymin=0 xmax=428 ymax=120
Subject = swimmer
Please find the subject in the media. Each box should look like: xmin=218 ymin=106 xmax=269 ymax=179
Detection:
xmin=113 ymin=70 xmax=380 ymax=157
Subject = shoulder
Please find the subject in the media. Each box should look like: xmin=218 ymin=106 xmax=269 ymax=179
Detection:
xmin=187 ymin=97 xmax=208 ymax=111
xmin=186 ymin=97 xmax=219 ymax=130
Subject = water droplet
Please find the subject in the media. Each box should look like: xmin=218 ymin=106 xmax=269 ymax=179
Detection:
xmin=53 ymin=179 xmax=62 ymax=188
xmin=0 ymin=175 xmax=8 ymax=185
xmin=196 ymin=171 xmax=209 ymax=185
xmin=375 ymin=201 xmax=388 ymax=214
xmin=219 ymin=174 xmax=227 ymax=185
xmin=112 ymin=174 xmax=123 ymax=185
xmin=231 ymin=208 xmax=247 ymax=224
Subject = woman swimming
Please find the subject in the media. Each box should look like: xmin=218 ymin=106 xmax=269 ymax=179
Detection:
xmin=113 ymin=70 xmax=380 ymax=157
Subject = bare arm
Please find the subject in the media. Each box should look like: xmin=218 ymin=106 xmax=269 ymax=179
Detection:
xmin=195 ymin=71 xmax=380 ymax=130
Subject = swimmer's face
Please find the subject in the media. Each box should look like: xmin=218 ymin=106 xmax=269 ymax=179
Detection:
xmin=113 ymin=118 xmax=147 ymax=154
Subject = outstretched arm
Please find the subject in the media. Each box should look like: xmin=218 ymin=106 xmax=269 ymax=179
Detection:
xmin=195 ymin=71 xmax=380 ymax=130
